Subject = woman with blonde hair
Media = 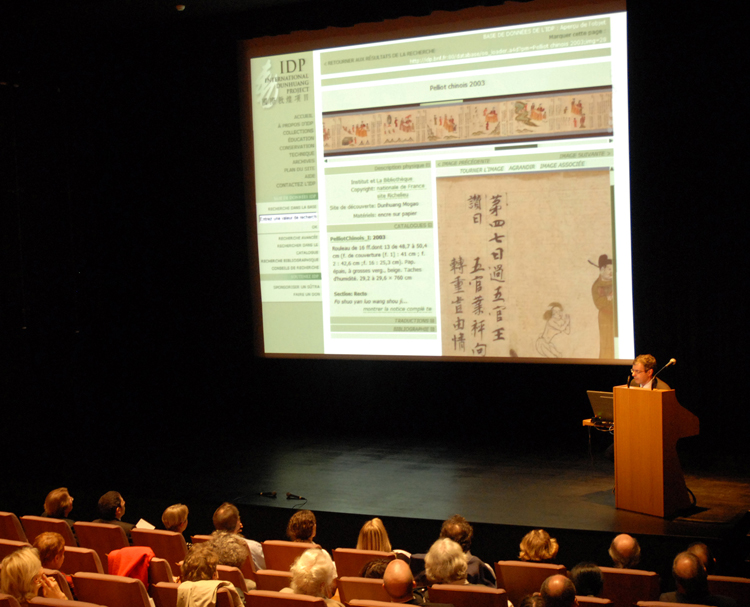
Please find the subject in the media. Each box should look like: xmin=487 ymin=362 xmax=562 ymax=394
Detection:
xmin=0 ymin=546 xmax=68 ymax=605
xmin=356 ymin=518 xmax=392 ymax=552
xmin=162 ymin=503 xmax=189 ymax=533
xmin=518 ymin=529 xmax=559 ymax=562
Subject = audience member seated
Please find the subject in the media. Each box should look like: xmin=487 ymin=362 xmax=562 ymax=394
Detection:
xmin=42 ymin=488 xmax=75 ymax=529
xmin=660 ymin=551 xmax=737 ymax=607
xmin=608 ymin=534 xmax=640 ymax=569
xmin=518 ymin=529 xmax=558 ymax=563
xmin=0 ymin=546 xmax=68 ymax=605
xmin=383 ymin=558 xmax=452 ymax=606
xmin=32 ymin=532 xmax=66 ymax=571
xmin=438 ymin=514 xmax=495 ymax=587
xmin=359 ymin=558 xmax=391 ymax=578
xmin=357 ymin=518 xmax=391 ymax=552
xmin=212 ymin=502 xmax=265 ymax=570
xmin=210 ymin=530 xmax=255 ymax=588
xmin=540 ymin=574 xmax=578 ymax=607
xmin=424 ymin=539 xmax=468 ymax=586
xmin=163 ymin=503 xmax=189 ymax=534
xmin=518 ymin=596 xmax=544 ymax=607
xmin=687 ymin=542 xmax=717 ymax=574
xmin=179 ymin=542 xmax=242 ymax=606
xmin=93 ymin=491 xmax=134 ymax=541
xmin=287 ymin=510 xmax=318 ymax=544
xmin=280 ymin=548 xmax=343 ymax=607
xmin=569 ymin=562 xmax=603 ymax=597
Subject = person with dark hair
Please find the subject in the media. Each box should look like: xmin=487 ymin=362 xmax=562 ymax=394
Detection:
xmin=93 ymin=491 xmax=134 ymax=541
xmin=359 ymin=558 xmax=391 ymax=578
xmin=660 ymin=552 xmax=736 ymax=606
xmin=630 ymin=354 xmax=670 ymax=390
xmin=438 ymin=514 xmax=496 ymax=587
xmin=212 ymin=502 xmax=265 ymax=571
xmin=569 ymin=562 xmax=603 ymax=597
xmin=518 ymin=596 xmax=544 ymax=607
xmin=608 ymin=534 xmax=640 ymax=569
xmin=591 ymin=253 xmax=614 ymax=359
xmin=287 ymin=510 xmax=317 ymax=543
xmin=540 ymin=574 xmax=578 ymax=607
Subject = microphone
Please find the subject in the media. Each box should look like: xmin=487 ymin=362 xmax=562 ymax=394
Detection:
xmin=286 ymin=492 xmax=306 ymax=500
xmin=650 ymin=358 xmax=676 ymax=390
xmin=259 ymin=491 xmax=277 ymax=498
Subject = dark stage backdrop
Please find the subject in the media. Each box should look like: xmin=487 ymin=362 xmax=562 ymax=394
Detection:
xmin=1 ymin=0 xmax=747 ymax=489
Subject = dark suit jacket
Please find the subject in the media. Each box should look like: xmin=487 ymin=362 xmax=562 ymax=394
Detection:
xmin=93 ymin=518 xmax=135 ymax=543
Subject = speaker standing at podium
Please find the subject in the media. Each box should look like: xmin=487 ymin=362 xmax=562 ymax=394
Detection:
xmin=605 ymin=354 xmax=670 ymax=461
xmin=629 ymin=354 xmax=670 ymax=390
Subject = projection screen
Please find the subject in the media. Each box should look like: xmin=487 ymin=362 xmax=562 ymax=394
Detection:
xmin=241 ymin=0 xmax=632 ymax=363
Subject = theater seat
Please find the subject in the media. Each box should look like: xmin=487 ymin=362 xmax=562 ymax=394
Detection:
xmin=29 ymin=599 xmax=105 ymax=606
xmin=707 ymin=574 xmax=750 ymax=606
xmin=429 ymin=583 xmax=509 ymax=607
xmin=494 ymin=560 xmax=567 ymax=607
xmin=71 ymin=572 xmax=152 ymax=607
xmin=255 ymin=570 xmax=292 ymax=592
xmin=0 ymin=539 xmax=30 ymax=561
xmin=20 ymin=516 xmax=77 ymax=547
xmin=0 ymin=594 xmax=22 ymax=607
xmin=60 ymin=546 xmax=104 ymax=575
xmin=0 ymin=512 xmax=28 ymax=542
xmin=218 ymin=564 xmax=251 ymax=592
xmin=245 ymin=591 xmax=327 ymax=607
xmin=151 ymin=581 xmax=237 ymax=607
xmin=73 ymin=523 xmax=129 ymax=574
xmin=577 ymin=597 xmax=614 ymax=605
xmin=131 ymin=528 xmax=187 ymax=577
xmin=336 ymin=576 xmax=391 ymax=603
xmin=261 ymin=541 xmax=317 ymax=572
xmin=599 ymin=566 xmax=660 ymax=607
xmin=331 ymin=548 xmax=394 ymax=577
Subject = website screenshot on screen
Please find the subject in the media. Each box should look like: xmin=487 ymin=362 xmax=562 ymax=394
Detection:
xmin=249 ymin=12 xmax=633 ymax=361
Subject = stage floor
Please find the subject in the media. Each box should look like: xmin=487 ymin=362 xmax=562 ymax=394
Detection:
xmin=198 ymin=437 xmax=750 ymax=540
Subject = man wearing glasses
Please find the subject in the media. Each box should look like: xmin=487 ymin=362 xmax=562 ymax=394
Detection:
xmin=630 ymin=354 xmax=670 ymax=390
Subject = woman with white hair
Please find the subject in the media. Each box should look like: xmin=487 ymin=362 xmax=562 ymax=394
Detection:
xmin=425 ymin=538 xmax=469 ymax=585
xmin=0 ymin=546 xmax=68 ymax=605
xmin=282 ymin=548 xmax=344 ymax=607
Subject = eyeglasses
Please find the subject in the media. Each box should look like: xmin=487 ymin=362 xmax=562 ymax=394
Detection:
xmin=631 ymin=368 xmax=646 ymax=375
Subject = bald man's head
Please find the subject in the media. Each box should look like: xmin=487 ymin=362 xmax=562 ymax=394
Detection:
xmin=540 ymin=574 xmax=578 ymax=607
xmin=383 ymin=559 xmax=415 ymax=602
xmin=609 ymin=534 xmax=641 ymax=569
xmin=673 ymin=551 xmax=708 ymax=596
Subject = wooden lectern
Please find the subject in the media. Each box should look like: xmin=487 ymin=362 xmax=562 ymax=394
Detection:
xmin=613 ymin=386 xmax=699 ymax=518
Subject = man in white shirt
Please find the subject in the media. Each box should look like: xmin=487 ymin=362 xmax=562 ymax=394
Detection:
xmin=212 ymin=502 xmax=266 ymax=571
